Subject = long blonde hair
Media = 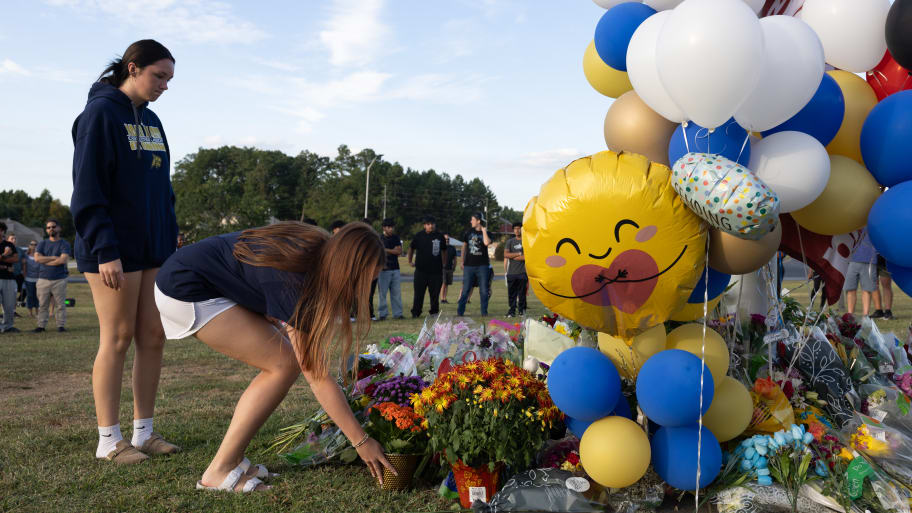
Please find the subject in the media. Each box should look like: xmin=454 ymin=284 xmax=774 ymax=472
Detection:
xmin=233 ymin=221 xmax=384 ymax=377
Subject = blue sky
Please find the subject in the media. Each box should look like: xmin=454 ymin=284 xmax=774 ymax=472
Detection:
xmin=0 ymin=0 xmax=614 ymax=212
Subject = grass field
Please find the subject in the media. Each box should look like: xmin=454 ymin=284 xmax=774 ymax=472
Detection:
xmin=0 ymin=263 xmax=549 ymax=513
xmin=1 ymin=265 xmax=909 ymax=512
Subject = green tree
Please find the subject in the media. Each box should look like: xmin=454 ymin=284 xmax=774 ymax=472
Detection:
xmin=0 ymin=189 xmax=74 ymax=241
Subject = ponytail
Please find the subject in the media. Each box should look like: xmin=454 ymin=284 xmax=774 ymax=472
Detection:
xmin=97 ymin=39 xmax=174 ymax=87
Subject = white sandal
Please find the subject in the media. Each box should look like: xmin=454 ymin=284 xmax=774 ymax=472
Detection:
xmin=195 ymin=464 xmax=267 ymax=493
xmin=240 ymin=457 xmax=279 ymax=480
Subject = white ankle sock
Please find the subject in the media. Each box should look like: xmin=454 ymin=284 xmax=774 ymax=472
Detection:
xmin=96 ymin=424 xmax=123 ymax=458
xmin=131 ymin=417 xmax=153 ymax=448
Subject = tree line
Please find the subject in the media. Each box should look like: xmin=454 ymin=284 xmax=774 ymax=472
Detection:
xmin=171 ymin=145 xmax=523 ymax=242
xmin=3 ymin=144 xmax=523 ymax=246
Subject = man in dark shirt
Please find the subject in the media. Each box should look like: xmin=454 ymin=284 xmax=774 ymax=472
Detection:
xmin=408 ymin=215 xmax=446 ymax=318
xmin=34 ymin=219 xmax=72 ymax=332
xmin=456 ymin=212 xmax=491 ymax=317
xmin=503 ymin=222 xmax=527 ymax=317
xmin=440 ymin=234 xmax=457 ymax=304
xmin=0 ymin=222 xmax=21 ymax=333
xmin=377 ymin=218 xmax=404 ymax=320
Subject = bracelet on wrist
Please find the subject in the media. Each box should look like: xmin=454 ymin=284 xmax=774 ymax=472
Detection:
xmin=352 ymin=433 xmax=370 ymax=449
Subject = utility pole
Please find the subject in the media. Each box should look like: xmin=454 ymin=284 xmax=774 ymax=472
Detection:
xmin=364 ymin=154 xmax=383 ymax=220
xmin=382 ymin=184 xmax=387 ymax=220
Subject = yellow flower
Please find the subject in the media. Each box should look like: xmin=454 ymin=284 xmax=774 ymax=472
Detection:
xmin=473 ymin=385 xmax=484 ymax=395
xmin=493 ymin=408 xmax=498 ymax=417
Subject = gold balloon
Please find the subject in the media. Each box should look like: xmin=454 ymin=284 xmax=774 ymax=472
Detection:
xmin=792 ymin=155 xmax=881 ymax=235
xmin=580 ymin=416 xmax=651 ymax=488
xmin=666 ymin=323 xmax=730 ymax=385
xmin=826 ymin=70 xmax=878 ymax=163
xmin=603 ymin=91 xmax=678 ymax=166
xmin=703 ymin=376 xmax=753 ymax=442
xmin=708 ymin=226 xmax=781 ymax=275
xmin=583 ymin=41 xmax=633 ymax=99
xmin=598 ymin=324 xmax=666 ymax=380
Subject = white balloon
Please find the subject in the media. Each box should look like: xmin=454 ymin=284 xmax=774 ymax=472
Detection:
xmin=749 ymin=131 xmax=831 ymax=213
xmin=592 ymin=0 xmax=628 ymax=8
xmin=734 ymin=16 xmax=825 ymax=132
xmin=626 ymin=11 xmax=686 ymax=122
xmin=799 ymin=0 xmax=890 ymax=72
xmin=644 ymin=0 xmax=683 ymax=10
xmin=656 ymin=0 xmax=764 ymax=128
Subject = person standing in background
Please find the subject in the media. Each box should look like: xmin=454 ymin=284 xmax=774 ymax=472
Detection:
xmin=440 ymin=234 xmax=457 ymax=304
xmin=23 ymin=240 xmax=40 ymax=318
xmin=871 ymin=255 xmax=895 ymax=320
xmin=34 ymin=220 xmax=72 ymax=333
xmin=7 ymin=234 xmax=26 ymax=310
xmin=503 ymin=222 xmax=527 ymax=317
xmin=376 ymin=218 xmax=404 ymax=321
xmin=457 ymin=213 xmax=491 ymax=317
xmin=71 ymin=40 xmax=180 ymax=463
xmin=844 ymin=231 xmax=878 ymax=317
xmin=0 ymin=222 xmax=20 ymax=333
xmin=408 ymin=216 xmax=446 ymax=318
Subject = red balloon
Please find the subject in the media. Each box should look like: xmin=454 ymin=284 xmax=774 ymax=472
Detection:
xmin=866 ymin=51 xmax=912 ymax=101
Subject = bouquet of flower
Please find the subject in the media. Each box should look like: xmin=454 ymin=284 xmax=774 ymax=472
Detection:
xmin=847 ymin=414 xmax=912 ymax=487
xmin=539 ymin=437 xmax=582 ymax=472
xmin=413 ymin=358 xmax=562 ymax=470
xmin=371 ymin=375 xmax=427 ymax=406
xmin=365 ymin=402 xmax=428 ymax=455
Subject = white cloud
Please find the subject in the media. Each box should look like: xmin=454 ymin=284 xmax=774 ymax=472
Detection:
xmin=320 ymin=0 xmax=391 ymax=67
xmin=518 ymin=148 xmax=584 ymax=169
xmin=0 ymin=59 xmax=30 ymax=76
xmin=45 ymin=0 xmax=266 ymax=45
xmin=388 ymin=73 xmax=488 ymax=103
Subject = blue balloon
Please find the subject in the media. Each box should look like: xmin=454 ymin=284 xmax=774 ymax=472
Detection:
xmin=593 ymin=2 xmax=656 ymax=71
xmin=548 ymin=347 xmax=621 ymax=422
xmin=763 ymin=74 xmax=845 ymax=147
xmin=566 ymin=416 xmax=594 ymax=439
xmin=612 ymin=395 xmax=633 ymax=420
xmin=868 ymin=181 xmax=912 ymax=268
xmin=668 ymin=118 xmax=751 ymax=166
xmin=636 ymin=349 xmax=714 ymax=427
xmin=887 ymin=261 xmax=912 ymax=298
xmin=651 ymin=425 xmax=722 ymax=490
xmin=861 ymin=90 xmax=912 ymax=187
xmin=687 ymin=267 xmax=731 ymax=304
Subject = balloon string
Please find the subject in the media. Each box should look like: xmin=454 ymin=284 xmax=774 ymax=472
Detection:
xmin=737 ymin=132 xmax=751 ymax=165
xmin=785 ymin=228 xmax=865 ymax=379
xmin=683 ymin=122 xmax=691 ymax=154
xmin=695 ymin=235 xmax=710 ymax=507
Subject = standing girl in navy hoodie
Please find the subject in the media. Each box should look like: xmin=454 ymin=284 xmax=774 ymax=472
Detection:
xmin=71 ymin=40 xmax=180 ymax=464
xmin=155 ymin=221 xmax=396 ymax=492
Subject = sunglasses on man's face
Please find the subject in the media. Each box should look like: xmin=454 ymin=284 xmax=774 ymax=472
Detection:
xmin=46 ymin=226 xmax=57 ymax=230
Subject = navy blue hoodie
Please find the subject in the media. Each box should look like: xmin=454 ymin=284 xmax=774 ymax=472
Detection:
xmin=71 ymin=82 xmax=178 ymax=273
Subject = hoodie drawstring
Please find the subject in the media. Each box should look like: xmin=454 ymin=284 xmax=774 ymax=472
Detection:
xmin=131 ymin=104 xmax=143 ymax=160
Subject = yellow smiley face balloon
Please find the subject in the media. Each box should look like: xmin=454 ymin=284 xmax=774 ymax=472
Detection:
xmin=524 ymin=151 xmax=706 ymax=338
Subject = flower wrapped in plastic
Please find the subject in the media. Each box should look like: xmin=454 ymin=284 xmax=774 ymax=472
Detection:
xmin=846 ymin=413 xmax=912 ymax=486
xmin=414 ymin=315 xmax=484 ymax=377
xmin=859 ymin=383 xmax=912 ymax=434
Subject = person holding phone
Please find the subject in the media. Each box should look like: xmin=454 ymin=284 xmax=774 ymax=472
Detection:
xmin=456 ymin=212 xmax=491 ymax=317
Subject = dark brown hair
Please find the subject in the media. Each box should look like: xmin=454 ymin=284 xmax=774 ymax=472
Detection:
xmin=98 ymin=39 xmax=175 ymax=87
xmin=232 ymin=221 xmax=384 ymax=378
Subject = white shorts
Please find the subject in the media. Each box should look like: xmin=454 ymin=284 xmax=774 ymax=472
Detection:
xmin=154 ymin=284 xmax=237 ymax=340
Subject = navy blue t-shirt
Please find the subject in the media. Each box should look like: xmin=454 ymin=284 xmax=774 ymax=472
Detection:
xmin=37 ymin=239 xmax=73 ymax=280
xmin=155 ymin=232 xmax=305 ymax=323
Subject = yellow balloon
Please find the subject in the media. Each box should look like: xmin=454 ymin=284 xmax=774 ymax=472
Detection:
xmin=791 ymin=154 xmax=881 ymax=235
xmin=703 ymin=376 xmax=753 ymax=442
xmin=598 ymin=324 xmax=666 ymax=379
xmin=580 ymin=416 xmax=651 ymax=488
xmin=523 ymin=151 xmax=706 ymax=339
xmin=826 ymin=70 xmax=877 ymax=163
xmin=670 ymin=295 xmax=723 ymax=322
xmin=583 ymin=41 xmax=633 ymax=99
xmin=666 ymin=323 xmax=730 ymax=385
